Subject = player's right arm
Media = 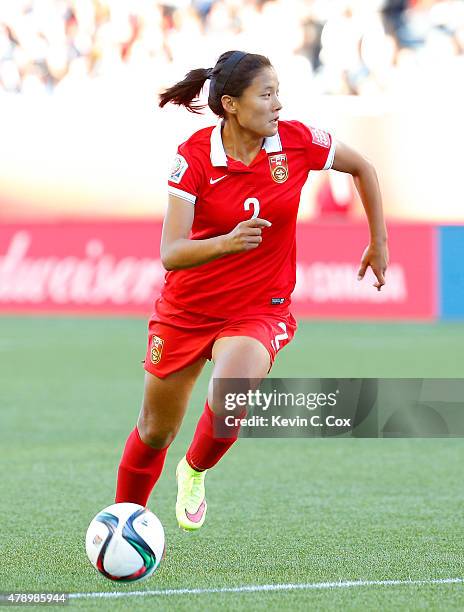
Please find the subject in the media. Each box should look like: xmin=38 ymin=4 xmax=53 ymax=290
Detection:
xmin=160 ymin=194 xmax=271 ymax=271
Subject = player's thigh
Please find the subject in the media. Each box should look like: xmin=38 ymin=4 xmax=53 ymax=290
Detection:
xmin=211 ymin=335 xmax=270 ymax=377
xmin=139 ymin=357 xmax=207 ymax=445
xmin=207 ymin=336 xmax=270 ymax=409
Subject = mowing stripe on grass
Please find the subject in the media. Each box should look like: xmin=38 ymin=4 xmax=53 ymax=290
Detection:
xmin=69 ymin=577 xmax=464 ymax=599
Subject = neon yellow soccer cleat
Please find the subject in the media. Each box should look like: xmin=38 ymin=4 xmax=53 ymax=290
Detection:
xmin=175 ymin=456 xmax=208 ymax=531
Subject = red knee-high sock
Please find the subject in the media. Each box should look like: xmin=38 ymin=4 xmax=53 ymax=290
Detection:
xmin=186 ymin=401 xmax=241 ymax=471
xmin=115 ymin=426 xmax=168 ymax=506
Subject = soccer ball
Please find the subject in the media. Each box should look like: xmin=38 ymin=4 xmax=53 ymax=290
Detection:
xmin=85 ymin=503 xmax=165 ymax=583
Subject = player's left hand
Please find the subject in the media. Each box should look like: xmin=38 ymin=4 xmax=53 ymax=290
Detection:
xmin=357 ymin=242 xmax=389 ymax=291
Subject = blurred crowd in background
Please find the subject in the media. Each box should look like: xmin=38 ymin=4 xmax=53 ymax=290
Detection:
xmin=1 ymin=0 xmax=463 ymax=98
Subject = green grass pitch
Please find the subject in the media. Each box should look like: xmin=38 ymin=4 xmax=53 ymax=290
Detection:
xmin=1 ymin=316 xmax=463 ymax=611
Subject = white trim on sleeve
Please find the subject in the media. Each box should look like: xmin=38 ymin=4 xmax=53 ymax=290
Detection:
xmin=168 ymin=186 xmax=197 ymax=204
xmin=323 ymin=138 xmax=336 ymax=170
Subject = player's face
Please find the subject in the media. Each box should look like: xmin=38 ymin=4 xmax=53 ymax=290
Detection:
xmin=231 ymin=67 xmax=282 ymax=137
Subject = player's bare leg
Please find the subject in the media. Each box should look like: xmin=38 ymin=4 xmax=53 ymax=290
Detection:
xmin=176 ymin=336 xmax=270 ymax=530
xmin=209 ymin=335 xmax=270 ymax=392
xmin=116 ymin=358 xmax=206 ymax=506
xmin=138 ymin=359 xmax=206 ymax=448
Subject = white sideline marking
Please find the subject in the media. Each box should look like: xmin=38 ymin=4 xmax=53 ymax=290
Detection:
xmin=69 ymin=577 xmax=464 ymax=599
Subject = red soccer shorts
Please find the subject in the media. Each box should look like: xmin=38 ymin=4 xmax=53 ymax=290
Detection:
xmin=143 ymin=297 xmax=297 ymax=379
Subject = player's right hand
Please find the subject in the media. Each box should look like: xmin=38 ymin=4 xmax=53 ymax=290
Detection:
xmin=222 ymin=218 xmax=272 ymax=254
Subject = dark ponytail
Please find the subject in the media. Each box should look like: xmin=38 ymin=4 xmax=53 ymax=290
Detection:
xmin=158 ymin=67 xmax=211 ymax=114
xmin=158 ymin=50 xmax=272 ymax=118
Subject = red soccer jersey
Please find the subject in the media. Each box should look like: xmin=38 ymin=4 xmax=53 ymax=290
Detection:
xmin=163 ymin=119 xmax=335 ymax=318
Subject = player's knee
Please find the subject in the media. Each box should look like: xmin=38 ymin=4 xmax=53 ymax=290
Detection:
xmin=137 ymin=421 xmax=179 ymax=449
xmin=207 ymin=395 xmax=221 ymax=415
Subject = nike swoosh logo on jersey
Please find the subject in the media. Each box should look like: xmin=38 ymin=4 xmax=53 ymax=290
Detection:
xmin=209 ymin=175 xmax=227 ymax=184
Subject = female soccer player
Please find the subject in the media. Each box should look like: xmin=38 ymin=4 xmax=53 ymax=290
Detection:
xmin=115 ymin=50 xmax=388 ymax=530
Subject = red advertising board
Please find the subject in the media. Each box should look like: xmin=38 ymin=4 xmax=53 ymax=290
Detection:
xmin=0 ymin=221 xmax=436 ymax=319
xmin=0 ymin=221 xmax=163 ymax=316
xmin=293 ymin=223 xmax=437 ymax=320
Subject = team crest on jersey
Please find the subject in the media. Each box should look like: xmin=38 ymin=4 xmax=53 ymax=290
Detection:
xmin=169 ymin=154 xmax=188 ymax=184
xmin=150 ymin=335 xmax=164 ymax=365
xmin=309 ymin=127 xmax=330 ymax=148
xmin=269 ymin=154 xmax=288 ymax=183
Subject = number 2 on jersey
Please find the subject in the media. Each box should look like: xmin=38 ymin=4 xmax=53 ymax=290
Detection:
xmin=243 ymin=197 xmax=260 ymax=219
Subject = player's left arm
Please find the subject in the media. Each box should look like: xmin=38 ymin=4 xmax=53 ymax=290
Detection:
xmin=332 ymin=140 xmax=389 ymax=291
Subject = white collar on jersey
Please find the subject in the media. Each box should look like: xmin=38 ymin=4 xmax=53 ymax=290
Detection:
xmin=210 ymin=119 xmax=282 ymax=167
